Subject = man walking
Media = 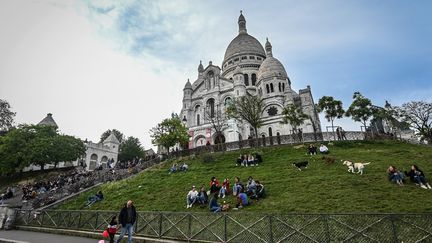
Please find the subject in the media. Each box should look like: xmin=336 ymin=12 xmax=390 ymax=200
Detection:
xmin=116 ymin=200 xmax=136 ymax=243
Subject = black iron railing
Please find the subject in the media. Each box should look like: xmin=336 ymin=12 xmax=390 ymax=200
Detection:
xmin=14 ymin=210 xmax=432 ymax=242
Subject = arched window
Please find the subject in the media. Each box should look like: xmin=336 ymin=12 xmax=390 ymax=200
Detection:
xmin=279 ymin=83 xmax=282 ymax=92
xmin=268 ymin=127 xmax=273 ymax=137
xmin=244 ymin=74 xmax=249 ymax=86
xmin=270 ymin=83 xmax=274 ymax=92
xmin=251 ymin=74 xmax=256 ymax=85
xmin=224 ymin=97 xmax=232 ymax=106
xmin=197 ymin=114 xmax=200 ymax=126
xmin=266 ymin=84 xmax=270 ymax=93
xmin=282 ymin=83 xmax=285 ymax=91
xmin=207 ymin=98 xmax=215 ymax=118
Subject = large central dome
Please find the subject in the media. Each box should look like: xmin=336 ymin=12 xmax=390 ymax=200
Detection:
xmin=222 ymin=12 xmax=265 ymax=67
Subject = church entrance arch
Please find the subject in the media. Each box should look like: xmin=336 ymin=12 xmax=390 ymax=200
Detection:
xmin=214 ymin=133 xmax=226 ymax=144
xmin=194 ymin=135 xmax=206 ymax=147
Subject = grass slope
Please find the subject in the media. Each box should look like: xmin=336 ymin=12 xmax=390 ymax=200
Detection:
xmin=57 ymin=141 xmax=432 ymax=213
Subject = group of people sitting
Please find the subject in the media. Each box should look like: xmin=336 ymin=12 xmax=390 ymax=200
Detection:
xmin=235 ymin=153 xmax=263 ymax=167
xmin=186 ymin=176 xmax=266 ymax=212
xmin=169 ymin=162 xmax=189 ymax=174
xmin=307 ymin=144 xmax=329 ymax=155
xmin=387 ymin=164 xmax=432 ymax=189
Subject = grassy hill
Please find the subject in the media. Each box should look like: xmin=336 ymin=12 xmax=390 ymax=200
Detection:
xmin=57 ymin=140 xmax=432 ymax=213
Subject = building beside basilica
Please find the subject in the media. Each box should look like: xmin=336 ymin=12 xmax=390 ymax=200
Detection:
xmin=180 ymin=12 xmax=321 ymax=148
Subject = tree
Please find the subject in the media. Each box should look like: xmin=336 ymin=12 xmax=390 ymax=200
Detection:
xmin=150 ymin=113 xmax=189 ymax=153
xmin=204 ymin=104 xmax=227 ymax=145
xmin=50 ymin=135 xmax=86 ymax=168
xmin=317 ymin=96 xmax=345 ymax=140
xmin=346 ymin=92 xmax=374 ymax=132
xmin=395 ymin=101 xmax=432 ymax=143
xmin=118 ymin=136 xmax=145 ymax=162
xmin=280 ymin=103 xmax=309 ymax=141
xmin=100 ymin=129 xmax=124 ymax=144
xmin=0 ymin=126 xmax=35 ymax=174
xmin=0 ymin=99 xmax=16 ymax=132
xmin=226 ymin=95 xmax=264 ymax=140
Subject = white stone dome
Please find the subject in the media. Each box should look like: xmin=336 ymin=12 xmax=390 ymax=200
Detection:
xmin=258 ymin=38 xmax=288 ymax=81
xmin=222 ymin=12 xmax=265 ymax=66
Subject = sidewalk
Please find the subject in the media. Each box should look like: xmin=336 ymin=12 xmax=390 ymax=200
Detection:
xmin=0 ymin=230 xmax=97 ymax=243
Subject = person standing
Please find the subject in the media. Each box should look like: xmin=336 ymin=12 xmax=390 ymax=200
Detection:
xmin=116 ymin=200 xmax=136 ymax=243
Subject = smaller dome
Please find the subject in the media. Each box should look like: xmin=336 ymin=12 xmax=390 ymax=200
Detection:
xmin=184 ymin=79 xmax=192 ymax=89
xmin=257 ymin=39 xmax=288 ymax=81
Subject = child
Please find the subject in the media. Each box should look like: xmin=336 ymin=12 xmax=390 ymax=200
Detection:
xmin=107 ymin=216 xmax=118 ymax=243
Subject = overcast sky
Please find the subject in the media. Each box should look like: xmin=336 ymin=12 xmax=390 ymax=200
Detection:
xmin=1 ymin=0 xmax=431 ymax=149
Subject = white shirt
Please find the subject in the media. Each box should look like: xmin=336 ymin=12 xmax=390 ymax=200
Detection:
xmin=187 ymin=189 xmax=198 ymax=199
xmin=320 ymin=145 xmax=328 ymax=152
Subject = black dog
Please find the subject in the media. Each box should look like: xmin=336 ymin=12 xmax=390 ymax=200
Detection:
xmin=292 ymin=161 xmax=308 ymax=171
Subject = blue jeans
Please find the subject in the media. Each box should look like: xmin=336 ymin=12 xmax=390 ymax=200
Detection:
xmin=233 ymin=185 xmax=242 ymax=196
xmin=187 ymin=196 xmax=197 ymax=206
xmin=219 ymin=187 xmax=227 ymax=198
xmin=210 ymin=206 xmax=221 ymax=213
xmin=116 ymin=223 xmax=134 ymax=243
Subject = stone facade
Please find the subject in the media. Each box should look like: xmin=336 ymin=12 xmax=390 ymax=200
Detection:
xmin=180 ymin=12 xmax=321 ymax=148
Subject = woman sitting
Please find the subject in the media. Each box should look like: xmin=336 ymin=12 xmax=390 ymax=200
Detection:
xmin=168 ymin=163 xmax=178 ymax=174
xmin=405 ymin=165 xmax=432 ymax=189
xmin=197 ymin=185 xmax=209 ymax=204
xmin=319 ymin=144 xmax=329 ymax=154
xmin=255 ymin=181 xmax=266 ymax=199
xmin=235 ymin=189 xmax=249 ymax=209
xmin=209 ymin=177 xmax=220 ymax=194
xmin=236 ymin=155 xmax=243 ymax=167
xmin=218 ymin=178 xmax=230 ymax=198
xmin=308 ymin=144 xmax=317 ymax=155
xmin=209 ymin=194 xmax=221 ymax=213
xmin=248 ymin=154 xmax=256 ymax=166
xmin=246 ymin=176 xmax=257 ymax=197
xmin=387 ymin=165 xmax=404 ymax=185
xmin=242 ymin=154 xmax=248 ymax=167
xmin=232 ymin=176 xmax=243 ymax=196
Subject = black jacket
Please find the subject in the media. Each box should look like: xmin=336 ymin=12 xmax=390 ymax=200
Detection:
xmin=118 ymin=205 xmax=137 ymax=226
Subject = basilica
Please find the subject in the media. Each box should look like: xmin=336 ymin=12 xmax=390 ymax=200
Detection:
xmin=180 ymin=12 xmax=321 ymax=148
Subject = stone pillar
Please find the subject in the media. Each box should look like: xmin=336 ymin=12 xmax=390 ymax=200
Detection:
xmin=0 ymin=204 xmax=19 ymax=230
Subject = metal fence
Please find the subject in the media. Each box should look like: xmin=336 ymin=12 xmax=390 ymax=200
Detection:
xmin=14 ymin=210 xmax=432 ymax=242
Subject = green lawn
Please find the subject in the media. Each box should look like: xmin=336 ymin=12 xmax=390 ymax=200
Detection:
xmin=57 ymin=140 xmax=432 ymax=213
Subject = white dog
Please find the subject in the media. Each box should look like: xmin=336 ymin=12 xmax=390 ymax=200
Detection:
xmin=342 ymin=160 xmax=370 ymax=175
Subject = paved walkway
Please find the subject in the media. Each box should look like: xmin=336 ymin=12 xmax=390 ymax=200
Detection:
xmin=0 ymin=230 xmax=98 ymax=243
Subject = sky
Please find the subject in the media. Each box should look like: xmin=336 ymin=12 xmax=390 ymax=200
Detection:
xmin=1 ymin=0 xmax=431 ymax=149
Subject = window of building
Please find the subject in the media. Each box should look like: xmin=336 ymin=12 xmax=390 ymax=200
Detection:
xmin=197 ymin=114 xmax=200 ymax=126
xmin=249 ymin=56 xmax=255 ymax=59
xmin=228 ymin=61 xmax=233 ymax=65
xmin=244 ymin=74 xmax=249 ymax=86
xmin=207 ymin=98 xmax=215 ymax=118
xmin=257 ymin=57 xmax=262 ymax=60
xmin=267 ymin=106 xmax=278 ymax=116
xmin=234 ymin=58 xmax=239 ymax=62
xmin=270 ymin=83 xmax=274 ymax=92
xmin=224 ymin=97 xmax=232 ymax=106
xmin=282 ymin=83 xmax=285 ymax=91
xmin=242 ymin=56 xmax=247 ymax=60
xmin=251 ymin=73 xmax=256 ymax=85
xmin=266 ymin=84 xmax=270 ymax=94
xmin=279 ymin=83 xmax=282 ymax=92
xmin=268 ymin=127 xmax=273 ymax=137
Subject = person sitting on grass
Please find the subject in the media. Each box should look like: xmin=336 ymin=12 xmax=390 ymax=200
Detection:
xmin=232 ymin=176 xmax=243 ymax=196
xmin=405 ymin=165 xmax=432 ymax=189
xmin=246 ymin=176 xmax=257 ymax=197
xmin=209 ymin=193 xmax=221 ymax=213
xmin=197 ymin=185 xmax=208 ymax=205
xmin=209 ymin=177 xmax=220 ymax=194
xmin=235 ymin=189 xmax=249 ymax=209
xmin=242 ymin=154 xmax=248 ymax=167
xmin=248 ymin=154 xmax=257 ymax=166
xmin=218 ymin=178 xmax=230 ymax=198
xmin=319 ymin=144 xmax=329 ymax=154
xmin=169 ymin=163 xmax=178 ymax=174
xmin=179 ymin=163 xmax=188 ymax=172
xmin=254 ymin=153 xmax=263 ymax=165
xmin=308 ymin=144 xmax=317 ymax=155
xmin=255 ymin=180 xmax=266 ymax=199
xmin=236 ymin=155 xmax=243 ymax=167
xmin=86 ymin=190 xmax=104 ymax=207
xmin=387 ymin=165 xmax=404 ymax=186
xmin=186 ymin=185 xmax=198 ymax=209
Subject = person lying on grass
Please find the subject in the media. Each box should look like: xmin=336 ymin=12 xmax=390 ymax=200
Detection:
xmin=86 ymin=190 xmax=104 ymax=207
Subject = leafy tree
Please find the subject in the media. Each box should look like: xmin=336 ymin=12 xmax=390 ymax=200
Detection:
xmin=50 ymin=135 xmax=86 ymax=168
xmin=395 ymin=101 xmax=432 ymax=143
xmin=0 ymin=126 xmax=35 ymax=174
xmin=100 ymin=129 xmax=124 ymax=144
xmin=0 ymin=99 xmax=16 ymax=132
xmin=226 ymin=95 xmax=264 ymax=140
xmin=204 ymin=104 xmax=227 ymax=145
xmin=317 ymin=96 xmax=345 ymax=140
xmin=118 ymin=136 xmax=145 ymax=162
xmin=150 ymin=113 xmax=189 ymax=153
xmin=346 ymin=92 xmax=374 ymax=131
xmin=280 ymin=103 xmax=309 ymax=141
